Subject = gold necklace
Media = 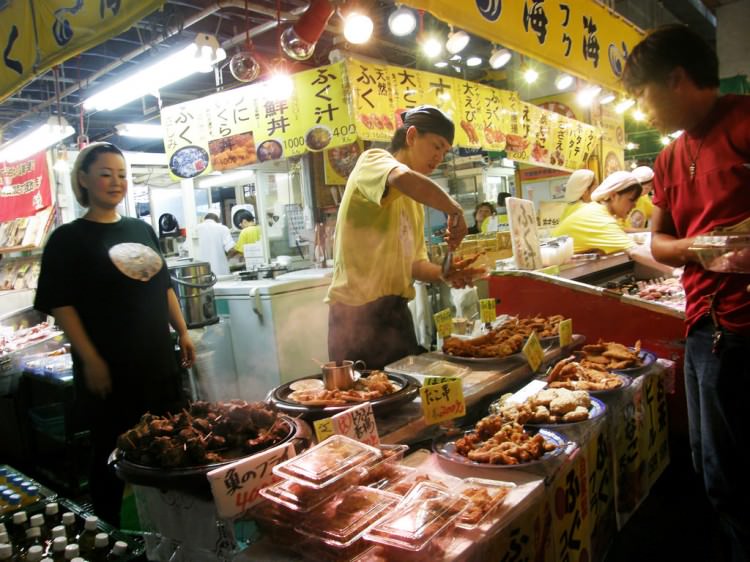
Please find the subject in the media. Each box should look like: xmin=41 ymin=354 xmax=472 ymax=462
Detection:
xmin=685 ymin=135 xmax=706 ymax=180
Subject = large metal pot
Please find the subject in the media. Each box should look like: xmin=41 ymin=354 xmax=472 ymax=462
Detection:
xmin=169 ymin=261 xmax=219 ymax=328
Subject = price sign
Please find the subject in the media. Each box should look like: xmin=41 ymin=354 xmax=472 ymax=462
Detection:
xmin=433 ymin=308 xmax=453 ymax=338
xmin=505 ymin=379 xmax=548 ymax=406
xmin=420 ymin=377 xmax=465 ymax=425
xmin=559 ymin=318 xmax=573 ymax=347
xmin=313 ymin=403 xmax=380 ymax=446
xmin=206 ymin=441 xmax=296 ymax=519
xmin=479 ymin=298 xmax=497 ymax=324
xmin=523 ymin=331 xmax=544 ymax=372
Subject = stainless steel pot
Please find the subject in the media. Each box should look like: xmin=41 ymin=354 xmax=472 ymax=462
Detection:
xmin=169 ymin=261 xmax=218 ymax=328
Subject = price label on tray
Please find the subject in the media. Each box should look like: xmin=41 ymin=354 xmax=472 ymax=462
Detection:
xmin=479 ymin=298 xmax=497 ymax=324
xmin=523 ymin=331 xmax=544 ymax=372
xmin=559 ymin=318 xmax=573 ymax=347
xmin=207 ymin=441 xmax=296 ymax=519
xmin=313 ymin=402 xmax=380 ymax=446
xmin=433 ymin=308 xmax=452 ymax=338
xmin=420 ymin=376 xmax=465 ymax=425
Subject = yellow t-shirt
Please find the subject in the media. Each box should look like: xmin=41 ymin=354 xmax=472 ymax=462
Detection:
xmin=480 ymin=213 xmax=508 ymax=232
xmin=625 ymin=195 xmax=654 ymax=229
xmin=552 ymin=202 xmax=634 ymax=254
xmin=234 ymin=225 xmax=261 ymax=252
xmin=559 ymin=200 xmax=585 ymax=223
xmin=327 ymin=149 xmax=428 ymax=306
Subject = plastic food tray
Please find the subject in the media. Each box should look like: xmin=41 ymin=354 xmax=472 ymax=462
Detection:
xmin=455 ymin=478 xmax=515 ymax=530
xmin=259 ymin=475 xmax=352 ymax=513
xmin=364 ymin=482 xmax=469 ymax=552
xmin=385 ymin=356 xmax=471 ymax=382
xmin=381 ymin=470 xmax=462 ymax=497
xmin=690 ymin=234 xmax=750 ymax=273
xmin=298 ymin=486 xmax=400 ymax=548
xmin=272 ymin=435 xmax=382 ymax=489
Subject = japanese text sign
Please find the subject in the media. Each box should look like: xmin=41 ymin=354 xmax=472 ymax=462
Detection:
xmin=433 ymin=307 xmax=453 ymax=338
xmin=0 ymin=151 xmax=52 ymax=221
xmin=559 ymin=318 xmax=573 ymax=347
xmin=522 ymin=331 xmax=544 ymax=372
xmin=480 ymin=298 xmax=497 ymax=324
xmin=206 ymin=441 xmax=295 ymax=519
xmin=507 ymin=196 xmax=543 ymax=270
xmin=420 ymin=376 xmax=465 ymax=425
xmin=313 ymin=402 xmax=380 ymax=447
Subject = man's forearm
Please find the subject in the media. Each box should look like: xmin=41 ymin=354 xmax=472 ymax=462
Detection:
xmin=651 ymin=233 xmax=696 ymax=267
xmin=412 ymin=260 xmax=443 ymax=283
xmin=390 ymin=169 xmax=462 ymax=215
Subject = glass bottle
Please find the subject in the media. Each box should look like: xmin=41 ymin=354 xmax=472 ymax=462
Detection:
xmin=6 ymin=495 xmax=21 ymax=517
xmin=0 ymin=467 xmax=8 ymax=484
xmin=89 ymin=533 xmax=108 ymax=562
xmin=24 ymin=545 xmax=44 ymax=562
xmin=43 ymin=504 xmax=60 ymax=529
xmin=76 ymin=517 xmax=97 ymax=557
xmin=11 ymin=511 xmax=29 ymax=545
xmin=22 ymin=488 xmax=39 ymax=508
xmin=49 ymin=537 xmax=67 ymax=562
xmin=25 ymin=526 xmax=44 ymax=552
xmin=60 ymin=515 xmax=76 ymax=544
xmin=0 ymin=531 xmax=8 ymax=544
xmin=104 ymin=541 xmax=128 ymax=560
xmin=0 ymin=543 xmax=14 ymax=560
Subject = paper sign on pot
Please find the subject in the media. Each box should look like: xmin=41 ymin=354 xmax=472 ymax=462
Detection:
xmin=206 ymin=441 xmax=296 ymax=519
xmin=313 ymin=402 xmax=380 ymax=447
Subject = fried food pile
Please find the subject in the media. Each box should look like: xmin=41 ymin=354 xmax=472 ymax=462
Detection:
xmin=460 ymin=485 xmax=510 ymax=525
xmin=579 ymin=340 xmax=643 ymax=371
xmin=546 ymin=355 xmax=624 ymax=391
xmin=287 ymin=371 xmax=398 ymax=406
xmin=455 ymin=421 xmax=558 ymax=465
xmin=442 ymin=315 xmax=565 ymax=358
xmin=116 ymin=400 xmax=289 ymax=468
xmin=494 ymin=387 xmax=592 ymax=424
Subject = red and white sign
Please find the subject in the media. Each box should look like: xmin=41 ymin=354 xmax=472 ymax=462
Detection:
xmin=0 ymin=152 xmax=52 ymax=222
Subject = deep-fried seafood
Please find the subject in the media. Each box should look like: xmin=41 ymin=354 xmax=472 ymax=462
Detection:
xmin=286 ymin=371 xmax=398 ymax=406
xmin=546 ymin=354 xmax=625 ymax=391
xmin=455 ymin=422 xmax=557 ymax=465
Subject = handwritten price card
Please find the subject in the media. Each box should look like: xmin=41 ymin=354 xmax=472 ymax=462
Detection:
xmin=420 ymin=376 xmax=465 ymax=425
xmin=559 ymin=318 xmax=573 ymax=347
xmin=206 ymin=441 xmax=296 ymax=519
xmin=523 ymin=331 xmax=544 ymax=372
xmin=313 ymin=403 xmax=380 ymax=446
xmin=433 ymin=308 xmax=452 ymax=338
xmin=479 ymin=298 xmax=497 ymax=324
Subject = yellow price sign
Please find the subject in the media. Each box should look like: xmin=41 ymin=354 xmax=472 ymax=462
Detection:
xmin=433 ymin=308 xmax=453 ymax=338
xmin=479 ymin=299 xmax=497 ymax=324
xmin=313 ymin=418 xmax=334 ymax=442
xmin=522 ymin=331 xmax=544 ymax=372
xmin=559 ymin=318 xmax=573 ymax=348
xmin=420 ymin=377 xmax=465 ymax=425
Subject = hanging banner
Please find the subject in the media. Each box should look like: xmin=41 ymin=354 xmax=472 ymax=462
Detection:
xmin=0 ymin=0 xmax=166 ymax=104
xmin=161 ymin=62 xmax=356 ymax=180
xmin=403 ymin=0 xmax=645 ymax=93
xmin=0 ymin=151 xmax=52 ymax=222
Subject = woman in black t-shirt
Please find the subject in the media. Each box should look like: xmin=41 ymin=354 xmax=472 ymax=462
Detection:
xmin=35 ymin=143 xmax=196 ymax=526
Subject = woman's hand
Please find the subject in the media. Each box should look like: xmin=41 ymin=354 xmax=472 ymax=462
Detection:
xmin=82 ymin=354 xmax=112 ymax=399
xmin=178 ymin=331 xmax=196 ymax=368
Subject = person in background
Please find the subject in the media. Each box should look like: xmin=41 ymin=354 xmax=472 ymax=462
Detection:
xmin=624 ymin=24 xmax=750 ymax=561
xmin=468 ymin=202 xmax=496 ymax=235
xmin=483 ymin=192 xmax=512 ymax=232
xmin=559 ymin=169 xmax=596 ymax=222
xmin=327 ymin=105 xmax=481 ymax=369
xmin=34 ymin=142 xmax=195 ymax=527
xmin=230 ymin=210 xmax=262 ymax=257
xmin=623 ymin=165 xmax=655 ymax=231
xmin=553 ymin=171 xmax=672 ymax=273
xmin=195 ymin=212 xmax=234 ymax=275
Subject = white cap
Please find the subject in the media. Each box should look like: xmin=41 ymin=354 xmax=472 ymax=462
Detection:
xmin=52 ymin=537 xmax=67 ymax=552
xmin=26 ymin=545 xmax=44 ymax=562
xmin=632 ymin=165 xmax=654 ymax=184
xmin=45 ymin=502 xmax=60 ymax=516
xmin=62 ymin=512 xmax=76 ymax=525
xmin=112 ymin=541 xmax=128 ymax=555
xmin=564 ymin=169 xmax=596 ymax=202
xmin=0 ymin=544 xmax=13 ymax=560
xmin=26 ymin=526 xmax=41 ymax=539
xmin=12 ymin=511 xmax=28 ymax=524
xmin=84 ymin=515 xmax=98 ymax=530
xmin=30 ymin=514 xmax=45 ymax=527
xmin=94 ymin=533 xmax=109 ymax=548
xmin=64 ymin=543 xmax=79 ymax=559
xmin=591 ymin=170 xmax=640 ymax=202
xmin=52 ymin=525 xmax=66 ymax=539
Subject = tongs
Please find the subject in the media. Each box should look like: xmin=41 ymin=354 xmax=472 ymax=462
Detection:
xmin=441 ymin=247 xmax=453 ymax=278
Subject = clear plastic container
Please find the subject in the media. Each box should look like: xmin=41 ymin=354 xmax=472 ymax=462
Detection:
xmin=272 ymin=435 xmax=381 ymax=489
xmin=356 ymin=445 xmax=409 ymax=489
xmin=298 ymin=486 xmax=400 ymax=548
xmin=455 ymin=478 xmax=515 ymax=530
xmin=689 ymin=234 xmax=750 ymax=273
xmin=384 ymin=356 xmax=471 ymax=381
xmin=259 ymin=475 xmax=353 ymax=513
xmin=381 ymin=470 xmax=462 ymax=497
xmin=364 ymin=482 xmax=468 ymax=552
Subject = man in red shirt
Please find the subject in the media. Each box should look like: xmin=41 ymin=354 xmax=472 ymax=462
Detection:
xmin=624 ymin=25 xmax=750 ymax=562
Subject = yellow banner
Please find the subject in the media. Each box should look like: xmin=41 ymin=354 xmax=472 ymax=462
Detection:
xmin=404 ymin=0 xmax=644 ymax=93
xmin=1 ymin=0 xmax=165 ymax=104
xmin=161 ymin=62 xmax=356 ymax=179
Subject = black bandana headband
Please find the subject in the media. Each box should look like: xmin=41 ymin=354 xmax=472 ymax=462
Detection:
xmin=400 ymin=105 xmax=455 ymax=145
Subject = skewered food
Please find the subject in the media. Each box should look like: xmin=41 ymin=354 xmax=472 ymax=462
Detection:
xmin=287 ymin=371 xmax=399 ymax=406
xmin=546 ymin=355 xmax=625 ymax=391
xmin=116 ymin=400 xmax=289 ymax=468
xmin=579 ymin=340 xmax=643 ymax=371
xmin=455 ymin=421 xmax=558 ymax=465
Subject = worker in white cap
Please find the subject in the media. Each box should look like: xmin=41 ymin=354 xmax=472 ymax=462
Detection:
xmin=559 ymin=169 xmax=596 ymax=222
xmin=624 ymin=165 xmax=656 ymax=230
xmin=553 ymin=170 xmax=674 ymax=273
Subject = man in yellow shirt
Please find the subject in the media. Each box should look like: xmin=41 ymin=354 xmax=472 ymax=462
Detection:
xmin=327 ymin=106 xmax=476 ymax=369
xmin=230 ymin=210 xmax=261 ymax=256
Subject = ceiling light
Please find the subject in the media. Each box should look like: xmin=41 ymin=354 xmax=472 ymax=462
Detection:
xmin=445 ymin=29 xmax=470 ymax=54
xmin=343 ymin=12 xmax=373 ymax=44
xmin=554 ymin=73 xmax=574 ymax=90
xmin=523 ymin=67 xmax=539 ymax=83
xmin=599 ymin=91 xmax=616 ymax=105
xmin=434 ymin=61 xmax=448 ymax=68
xmin=388 ymin=6 xmax=417 ymax=37
xmin=615 ymin=98 xmax=635 ymax=114
xmin=632 ymin=108 xmax=646 ymax=121
xmin=660 ymin=136 xmax=671 ymax=146
xmin=626 ymin=142 xmax=639 ymax=150
xmin=116 ymin=123 xmax=164 ymax=139
xmin=83 ymin=34 xmax=225 ymax=112
xmin=466 ymin=56 xmax=482 ymax=67
xmin=489 ymin=47 xmax=511 ymax=69
xmin=422 ymin=36 xmax=443 ymax=58
xmin=265 ymin=71 xmax=294 ymax=100
xmin=280 ymin=0 xmax=335 ymax=61
xmin=0 ymin=116 xmax=74 ymax=163
xmin=198 ymin=169 xmax=256 ymax=188
xmin=576 ymin=85 xmax=601 ymax=106
xmin=669 ymin=130 xmax=684 ymax=139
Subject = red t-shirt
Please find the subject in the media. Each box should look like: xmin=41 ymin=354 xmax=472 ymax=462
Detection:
xmin=653 ymin=94 xmax=750 ymax=336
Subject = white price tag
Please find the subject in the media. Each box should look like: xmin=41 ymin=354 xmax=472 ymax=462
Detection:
xmin=206 ymin=441 xmax=296 ymax=519
xmin=504 ymin=379 xmax=548 ymax=406
xmin=330 ymin=402 xmax=380 ymax=447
